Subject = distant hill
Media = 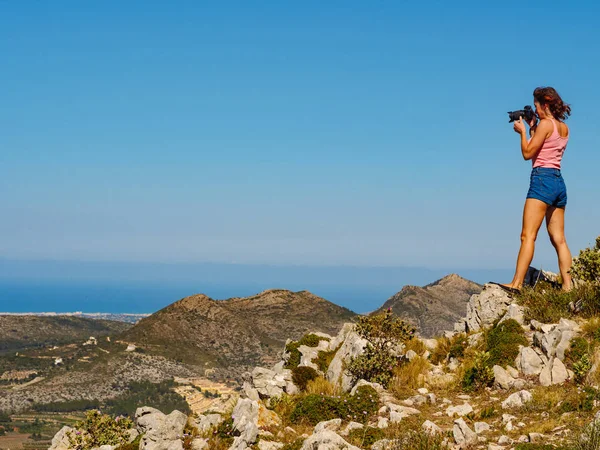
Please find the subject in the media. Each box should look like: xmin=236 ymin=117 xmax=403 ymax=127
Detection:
xmin=119 ymin=289 xmax=357 ymax=378
xmin=0 ymin=315 xmax=132 ymax=354
xmin=373 ymin=274 xmax=482 ymax=338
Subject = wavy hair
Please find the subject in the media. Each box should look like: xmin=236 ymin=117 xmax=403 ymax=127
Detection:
xmin=533 ymin=86 xmax=571 ymax=121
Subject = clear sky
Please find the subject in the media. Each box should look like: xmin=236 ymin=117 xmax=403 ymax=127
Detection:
xmin=2 ymin=1 xmax=600 ymax=277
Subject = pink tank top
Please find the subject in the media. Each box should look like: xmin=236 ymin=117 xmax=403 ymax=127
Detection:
xmin=532 ymin=119 xmax=569 ymax=169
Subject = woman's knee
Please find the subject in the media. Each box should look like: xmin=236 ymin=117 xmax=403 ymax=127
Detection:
xmin=520 ymin=230 xmax=538 ymax=243
xmin=549 ymin=232 xmax=566 ymax=248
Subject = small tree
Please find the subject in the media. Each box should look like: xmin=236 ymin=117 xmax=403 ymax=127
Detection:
xmin=346 ymin=309 xmax=415 ymax=387
xmin=572 ymin=236 xmax=600 ymax=284
xmin=67 ymin=410 xmax=133 ymax=450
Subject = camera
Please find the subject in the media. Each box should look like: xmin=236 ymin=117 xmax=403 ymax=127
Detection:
xmin=507 ymin=105 xmax=537 ymax=123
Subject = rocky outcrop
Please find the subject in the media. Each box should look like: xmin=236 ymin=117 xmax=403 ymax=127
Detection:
xmin=135 ymin=407 xmax=187 ymax=450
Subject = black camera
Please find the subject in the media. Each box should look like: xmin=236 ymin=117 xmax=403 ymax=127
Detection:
xmin=507 ymin=105 xmax=537 ymax=123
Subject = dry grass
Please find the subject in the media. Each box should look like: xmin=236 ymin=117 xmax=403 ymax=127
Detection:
xmin=305 ymin=376 xmax=341 ymax=397
xmin=583 ymin=317 xmax=600 ymax=340
xmin=389 ymin=356 xmax=431 ymax=398
xmin=404 ymin=338 xmax=427 ymax=355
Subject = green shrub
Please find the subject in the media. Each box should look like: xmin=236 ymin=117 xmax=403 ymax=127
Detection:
xmin=0 ymin=427 xmax=5 ymax=436
xmin=67 ymin=410 xmax=133 ymax=450
xmin=515 ymin=444 xmax=561 ymax=450
xmin=558 ymin=387 xmax=599 ymax=414
xmin=213 ymin=417 xmax=236 ymax=443
xmin=430 ymin=333 xmax=468 ymax=365
xmin=314 ymin=347 xmax=338 ymax=373
xmin=291 ymin=366 xmax=319 ymax=391
xmin=347 ymin=426 xmax=385 ymax=448
xmin=0 ymin=413 xmax=11 ymax=423
xmin=461 ymin=351 xmax=495 ymax=392
xmin=289 ymin=385 xmax=379 ymax=426
xmin=572 ymin=236 xmax=600 ymax=284
xmin=289 ymin=394 xmax=340 ymax=425
xmin=485 ymin=319 xmax=528 ymax=367
xmin=346 ymin=310 xmax=415 ymax=387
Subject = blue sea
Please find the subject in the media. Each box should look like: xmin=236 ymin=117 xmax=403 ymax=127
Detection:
xmin=0 ymin=260 xmax=514 ymax=315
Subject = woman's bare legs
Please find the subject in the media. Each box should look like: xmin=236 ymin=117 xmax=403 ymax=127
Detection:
xmin=546 ymin=206 xmax=573 ymax=290
xmin=503 ymin=198 xmax=548 ymax=290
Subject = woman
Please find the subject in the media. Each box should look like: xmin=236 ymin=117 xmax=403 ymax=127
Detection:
xmin=494 ymin=87 xmax=573 ymax=294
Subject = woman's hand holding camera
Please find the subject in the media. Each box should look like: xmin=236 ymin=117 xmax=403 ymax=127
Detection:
xmin=513 ymin=117 xmax=527 ymax=135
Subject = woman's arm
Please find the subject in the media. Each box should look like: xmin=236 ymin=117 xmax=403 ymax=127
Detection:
xmin=514 ymin=118 xmax=552 ymax=160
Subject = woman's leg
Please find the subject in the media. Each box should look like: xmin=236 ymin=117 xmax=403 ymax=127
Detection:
xmin=504 ymin=198 xmax=548 ymax=289
xmin=546 ymin=206 xmax=573 ymax=290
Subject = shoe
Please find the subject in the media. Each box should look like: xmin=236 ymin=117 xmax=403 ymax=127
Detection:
xmin=488 ymin=282 xmax=521 ymax=295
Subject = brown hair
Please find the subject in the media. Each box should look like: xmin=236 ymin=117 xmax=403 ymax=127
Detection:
xmin=533 ymin=86 xmax=571 ymax=120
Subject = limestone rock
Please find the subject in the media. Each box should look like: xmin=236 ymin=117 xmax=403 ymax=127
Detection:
xmin=499 ymin=303 xmax=525 ymax=326
xmin=501 ymin=390 xmax=532 ymax=409
xmin=350 ymin=379 xmax=384 ymax=396
xmin=326 ymin=329 xmax=368 ymax=391
xmin=475 ymin=422 xmax=491 ymax=434
xmin=465 ymin=284 xmax=513 ymax=332
xmin=49 ymin=426 xmax=75 ymax=450
xmin=446 ymin=403 xmax=473 ymax=417
xmin=191 ymin=414 xmax=223 ymax=433
xmin=314 ymin=419 xmax=342 ymax=434
xmin=190 ymin=439 xmax=208 ymax=450
xmin=515 ymin=347 xmax=544 ymax=376
xmin=340 ymin=421 xmax=363 ymax=436
xmin=230 ymin=398 xmax=259 ymax=450
xmin=422 ymin=420 xmax=442 ymax=435
xmin=135 ymin=407 xmax=187 ymax=450
xmin=453 ymin=418 xmax=477 ymax=446
xmin=540 ymin=357 xmax=569 ymax=386
xmin=300 ymin=430 xmax=361 ymax=450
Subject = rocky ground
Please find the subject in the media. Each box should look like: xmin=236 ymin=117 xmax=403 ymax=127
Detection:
xmin=46 ymin=281 xmax=600 ymax=449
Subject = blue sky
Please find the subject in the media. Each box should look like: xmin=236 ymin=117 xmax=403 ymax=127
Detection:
xmin=1 ymin=1 xmax=600 ymax=284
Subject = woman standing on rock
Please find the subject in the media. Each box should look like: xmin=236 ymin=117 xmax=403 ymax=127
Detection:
xmin=494 ymin=87 xmax=573 ymax=294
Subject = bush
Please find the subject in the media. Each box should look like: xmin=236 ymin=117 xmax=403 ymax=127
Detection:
xmin=384 ymin=429 xmax=445 ymax=450
xmin=291 ymin=366 xmax=319 ymax=391
xmin=289 ymin=386 xmax=379 ymax=426
xmin=572 ymin=236 xmax=600 ymax=284
xmin=289 ymin=394 xmax=340 ymax=425
xmin=461 ymin=351 xmax=495 ymax=392
xmin=485 ymin=319 xmax=528 ymax=367
xmin=314 ymin=347 xmax=338 ymax=373
xmin=430 ymin=333 xmax=468 ymax=365
xmin=346 ymin=310 xmax=415 ymax=387
xmin=67 ymin=410 xmax=133 ymax=450
xmin=114 ymin=435 xmax=141 ymax=450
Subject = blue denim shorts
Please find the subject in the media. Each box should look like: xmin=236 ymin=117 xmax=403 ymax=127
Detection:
xmin=526 ymin=167 xmax=567 ymax=208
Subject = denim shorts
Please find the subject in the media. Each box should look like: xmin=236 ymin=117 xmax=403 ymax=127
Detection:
xmin=526 ymin=167 xmax=567 ymax=208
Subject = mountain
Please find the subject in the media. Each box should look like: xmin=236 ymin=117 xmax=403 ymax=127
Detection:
xmin=0 ymin=315 xmax=132 ymax=354
xmin=373 ymin=274 xmax=482 ymax=338
xmin=119 ymin=289 xmax=357 ymax=378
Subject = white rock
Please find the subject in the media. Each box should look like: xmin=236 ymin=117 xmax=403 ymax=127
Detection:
xmin=501 ymin=390 xmax=532 ymax=409
xmin=475 ymin=422 xmax=491 ymax=434
xmin=340 ymin=421 xmax=363 ymax=436
xmin=453 ymin=418 xmax=477 ymax=446
xmin=422 ymin=420 xmax=442 ymax=435
xmin=446 ymin=403 xmax=474 ymax=417
xmin=516 ymin=347 xmax=544 ymax=376
xmin=314 ymin=419 xmax=342 ymax=434
xmin=300 ymin=430 xmax=361 ymax=450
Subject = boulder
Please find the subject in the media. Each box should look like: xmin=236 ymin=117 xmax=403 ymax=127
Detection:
xmin=465 ymin=284 xmax=513 ymax=332
xmin=446 ymin=403 xmax=473 ymax=417
xmin=501 ymin=390 xmax=532 ymax=409
xmin=453 ymin=418 xmax=477 ymax=446
xmin=326 ymin=330 xmax=368 ymax=391
xmin=49 ymin=426 xmax=75 ymax=450
xmin=422 ymin=420 xmax=442 ymax=435
xmin=540 ymin=357 xmax=569 ymax=386
xmin=314 ymin=419 xmax=342 ymax=434
xmin=191 ymin=414 xmax=223 ymax=433
xmin=300 ymin=430 xmax=361 ymax=449
xmin=230 ymin=398 xmax=259 ymax=450
xmin=135 ymin=407 xmax=187 ymax=450
xmin=515 ymin=347 xmax=544 ymax=376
